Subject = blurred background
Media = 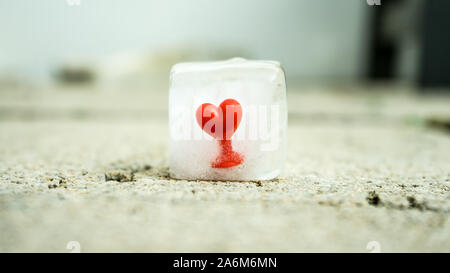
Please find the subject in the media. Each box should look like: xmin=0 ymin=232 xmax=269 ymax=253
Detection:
xmin=0 ymin=0 xmax=449 ymax=89
xmin=0 ymin=0 xmax=449 ymax=131
xmin=1 ymin=0 xmax=449 ymax=128
xmin=1 ymin=0 xmax=449 ymax=135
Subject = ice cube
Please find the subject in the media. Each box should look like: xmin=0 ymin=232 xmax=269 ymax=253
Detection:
xmin=169 ymin=57 xmax=287 ymax=181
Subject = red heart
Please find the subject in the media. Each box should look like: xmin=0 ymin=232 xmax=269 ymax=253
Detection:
xmin=196 ymin=99 xmax=242 ymax=140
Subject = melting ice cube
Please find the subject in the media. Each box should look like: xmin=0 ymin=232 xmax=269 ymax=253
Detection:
xmin=169 ymin=58 xmax=287 ymax=181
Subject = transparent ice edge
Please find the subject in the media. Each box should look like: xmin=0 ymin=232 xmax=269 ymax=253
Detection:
xmin=171 ymin=57 xmax=282 ymax=76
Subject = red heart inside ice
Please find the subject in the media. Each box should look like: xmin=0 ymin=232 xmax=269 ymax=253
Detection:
xmin=195 ymin=99 xmax=242 ymax=140
xmin=195 ymin=99 xmax=244 ymax=168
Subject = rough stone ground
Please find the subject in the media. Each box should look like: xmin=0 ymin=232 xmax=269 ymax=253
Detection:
xmin=0 ymin=83 xmax=449 ymax=252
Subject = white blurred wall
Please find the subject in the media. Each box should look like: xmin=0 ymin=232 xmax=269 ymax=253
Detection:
xmin=0 ymin=0 xmax=369 ymax=82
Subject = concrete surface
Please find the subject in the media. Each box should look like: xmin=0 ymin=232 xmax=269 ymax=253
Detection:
xmin=0 ymin=84 xmax=449 ymax=252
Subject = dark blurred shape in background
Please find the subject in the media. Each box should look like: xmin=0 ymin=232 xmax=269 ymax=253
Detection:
xmin=54 ymin=63 xmax=96 ymax=85
xmin=367 ymin=0 xmax=450 ymax=89
xmin=418 ymin=0 xmax=450 ymax=89
xmin=367 ymin=0 xmax=407 ymax=80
